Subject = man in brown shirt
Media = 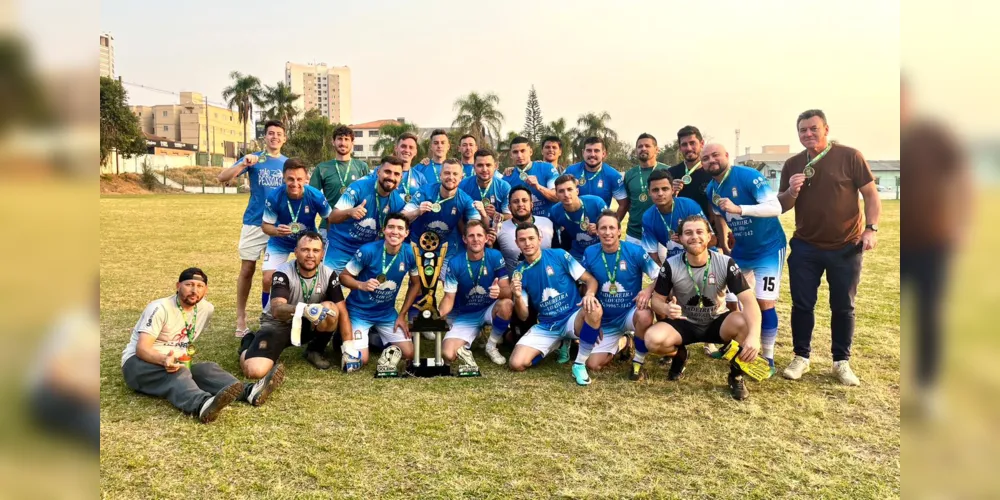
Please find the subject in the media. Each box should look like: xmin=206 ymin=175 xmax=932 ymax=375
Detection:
xmin=777 ymin=109 xmax=881 ymax=386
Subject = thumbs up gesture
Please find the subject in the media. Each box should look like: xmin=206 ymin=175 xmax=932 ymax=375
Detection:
xmin=666 ymin=296 xmax=687 ymax=320
xmin=351 ymin=199 xmax=368 ymax=220
xmin=488 ymin=278 xmax=501 ymax=299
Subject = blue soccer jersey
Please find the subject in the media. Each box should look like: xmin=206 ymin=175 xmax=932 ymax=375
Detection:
xmin=462 ymin=163 xmax=475 ymax=180
xmin=405 ymin=183 xmax=482 ymax=253
xmin=515 ymin=249 xmax=587 ymax=331
xmin=328 ymin=177 xmax=408 ymax=255
xmin=705 ymin=165 xmax=787 ymax=260
xmin=549 ymin=195 xmax=608 ymax=262
xmin=563 ymin=162 xmax=626 ymax=207
xmin=502 ymin=161 xmax=560 ymax=216
xmin=261 ymin=185 xmax=331 ymax=252
xmin=641 ymin=197 xmax=706 ymax=260
xmin=368 ymin=165 xmax=427 ymax=203
xmin=414 ymin=160 xmax=444 ymax=185
xmin=443 ymin=248 xmax=508 ymax=316
xmin=459 ymin=176 xmax=512 ymax=215
xmin=238 ymin=152 xmax=287 ymax=225
xmin=582 ymin=241 xmax=659 ymax=328
xmin=344 ymin=241 xmax=418 ymax=321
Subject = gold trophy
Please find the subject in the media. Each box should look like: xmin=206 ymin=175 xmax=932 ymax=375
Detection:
xmin=407 ymin=231 xmax=461 ymax=377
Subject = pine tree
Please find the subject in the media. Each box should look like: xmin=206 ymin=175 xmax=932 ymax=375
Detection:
xmin=522 ymin=85 xmax=544 ymax=146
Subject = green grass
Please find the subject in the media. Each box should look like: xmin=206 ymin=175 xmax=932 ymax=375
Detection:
xmin=100 ymin=195 xmax=900 ymax=499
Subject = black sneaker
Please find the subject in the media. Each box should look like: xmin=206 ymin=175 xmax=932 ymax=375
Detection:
xmin=728 ymin=370 xmax=750 ymax=401
xmin=667 ymin=345 xmax=688 ymax=381
xmin=628 ymin=361 xmax=646 ymax=381
xmin=305 ymin=350 xmax=332 ymax=370
xmin=199 ymin=382 xmax=243 ymax=423
xmin=249 ymin=363 xmax=286 ymax=406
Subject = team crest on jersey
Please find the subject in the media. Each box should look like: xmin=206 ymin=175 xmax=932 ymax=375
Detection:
xmin=451 ymin=207 xmax=457 ymax=215
xmin=546 ymin=266 xmax=554 ymax=276
xmin=598 ymin=180 xmax=604 ymax=188
xmin=732 ymin=187 xmax=738 ymax=197
xmin=709 ymin=273 xmax=717 ymax=285
xmin=399 ymin=262 xmax=405 ymax=272
xmin=353 ymin=330 xmax=362 ymax=340
xmin=619 ymin=261 xmax=627 ymax=270
xmin=304 ymin=205 xmax=310 ymax=214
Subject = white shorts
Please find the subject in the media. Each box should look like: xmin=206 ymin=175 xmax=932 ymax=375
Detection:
xmin=238 ymin=225 xmax=269 ymax=261
xmin=726 ymin=292 xmax=738 ymax=303
xmin=445 ymin=302 xmax=496 ymax=345
xmin=262 ymin=242 xmax=294 ymax=272
xmin=593 ymin=308 xmax=636 ymax=355
xmin=516 ymin=310 xmax=580 ymax=356
xmin=734 ymin=246 xmax=787 ymax=301
xmin=350 ymin=316 xmax=411 ymax=347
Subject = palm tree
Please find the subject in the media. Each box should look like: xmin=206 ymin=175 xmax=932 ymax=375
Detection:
xmin=373 ymin=121 xmax=421 ymax=157
xmin=261 ymin=82 xmax=300 ymax=130
xmin=541 ymin=118 xmax=578 ymax=165
xmin=221 ymin=71 xmax=264 ymax=150
xmin=452 ymin=92 xmax=504 ymax=148
xmin=573 ymin=111 xmax=618 ymax=159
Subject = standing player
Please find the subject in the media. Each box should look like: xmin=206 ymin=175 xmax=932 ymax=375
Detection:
xmin=540 ymin=136 xmax=566 ymax=173
xmin=239 ymin=232 xmax=345 ymax=372
xmin=703 ymin=143 xmax=786 ymax=373
xmin=641 ymin=169 xmax=708 ymax=265
xmin=620 ymin=133 xmax=670 ymax=246
xmin=404 ymin=159 xmax=481 ymax=254
xmin=325 ymin=156 xmax=407 ymax=272
xmin=414 ymin=129 xmax=450 ymax=184
xmin=582 ymin=211 xmax=658 ymax=372
xmin=375 ymin=133 xmax=427 ymax=203
xmin=502 ymin=137 xmax=560 ymax=217
xmin=667 ymin=126 xmax=716 ymax=227
xmin=310 ymin=125 xmax=371 ymax=240
xmin=339 ymin=214 xmax=420 ymax=366
xmin=508 ymin=223 xmax=604 ymax=385
xmin=439 ymin=221 xmax=514 ymax=366
xmin=549 ymin=174 xmax=608 ymax=263
xmin=459 ymin=149 xmax=511 ymax=227
xmin=458 ymin=134 xmax=478 ymax=178
xmin=563 ymin=137 xmax=626 ymax=208
xmin=216 ymin=120 xmax=287 ymax=337
xmin=260 ymin=159 xmax=333 ymax=307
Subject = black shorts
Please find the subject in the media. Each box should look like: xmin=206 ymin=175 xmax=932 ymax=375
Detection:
xmin=665 ymin=311 xmax=731 ymax=346
xmin=243 ymin=321 xmax=317 ymax=362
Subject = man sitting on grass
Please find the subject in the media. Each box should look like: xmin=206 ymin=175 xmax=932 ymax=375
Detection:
xmin=121 ymin=268 xmax=285 ymax=424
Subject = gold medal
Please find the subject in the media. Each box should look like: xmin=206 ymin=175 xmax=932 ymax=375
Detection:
xmin=682 ymin=174 xmax=693 ymax=184
xmin=376 ymin=274 xmax=387 ymax=284
xmin=578 ymin=177 xmax=586 ymax=186
xmin=430 ymin=203 xmax=442 ymax=213
xmin=580 ymin=218 xmax=589 ymax=231
xmin=520 ymin=172 xmax=528 ymax=181
xmin=712 ymin=194 xmax=722 ymax=205
xmin=512 ymin=271 xmax=522 ymax=282
xmin=803 ymin=166 xmax=816 ymax=178
xmin=340 ymin=186 xmax=347 ymax=194
xmin=289 ymin=222 xmax=304 ymax=234
xmin=639 ymin=193 xmax=648 ymax=202
xmin=404 ymin=194 xmax=412 ymax=203
xmin=483 ymin=198 xmax=491 ymax=206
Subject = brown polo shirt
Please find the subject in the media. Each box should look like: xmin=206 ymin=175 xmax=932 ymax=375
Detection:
xmin=780 ymin=143 xmax=875 ymax=250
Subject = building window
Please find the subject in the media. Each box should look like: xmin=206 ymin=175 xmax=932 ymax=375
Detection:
xmin=354 ymin=131 xmax=363 ymax=138
xmin=162 ymin=111 xmax=168 ymax=117
xmin=369 ymin=130 xmax=379 ymax=137
xmin=874 ymin=176 xmax=881 ymax=185
xmin=768 ymin=170 xmax=777 ymax=179
xmin=163 ymin=125 xmax=169 ymax=132
xmin=354 ymin=145 xmax=363 ymax=152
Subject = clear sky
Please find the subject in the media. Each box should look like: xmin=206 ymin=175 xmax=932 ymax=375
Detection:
xmin=99 ymin=0 xmax=900 ymax=159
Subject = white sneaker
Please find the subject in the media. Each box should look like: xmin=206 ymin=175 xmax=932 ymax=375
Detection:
xmin=703 ymin=343 xmax=720 ymax=356
xmin=456 ymin=346 xmax=479 ymax=368
xmin=832 ymin=360 xmax=861 ymax=386
xmin=782 ymin=356 xmax=811 ymax=380
xmin=484 ymin=341 xmax=506 ymax=365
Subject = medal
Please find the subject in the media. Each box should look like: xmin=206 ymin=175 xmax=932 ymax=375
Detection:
xmin=520 ymin=172 xmax=528 ymax=181
xmin=682 ymin=174 xmax=693 ymax=184
xmin=376 ymin=274 xmax=387 ymax=284
xmin=483 ymin=198 xmax=492 ymax=206
xmin=290 ymin=222 xmax=303 ymax=234
xmin=512 ymin=271 xmax=523 ymax=282
xmin=424 ymin=265 xmax=435 ymax=276
xmin=404 ymin=194 xmax=412 ymax=203
xmin=430 ymin=203 xmax=442 ymax=213
xmin=580 ymin=219 xmax=588 ymax=231
xmin=257 ymin=152 xmax=268 ymax=163
xmin=639 ymin=193 xmax=648 ymax=202
xmin=578 ymin=177 xmax=586 ymax=186
xmin=340 ymin=186 xmax=347 ymax=194
xmin=712 ymin=194 xmax=722 ymax=205
xmin=803 ymin=166 xmax=816 ymax=178
xmin=377 ymin=247 xmax=400 ymax=286
xmin=801 ymin=143 xmax=832 ymax=182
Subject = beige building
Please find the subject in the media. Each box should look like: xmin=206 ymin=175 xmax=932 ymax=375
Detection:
xmin=130 ymin=92 xmax=245 ymax=158
xmin=734 ymin=145 xmax=795 ymax=164
xmin=100 ymin=33 xmax=115 ymax=79
xmin=285 ymin=62 xmax=352 ymax=124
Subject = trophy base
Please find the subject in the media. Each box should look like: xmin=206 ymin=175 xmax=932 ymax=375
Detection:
xmin=457 ymin=365 xmax=482 ymax=377
xmin=373 ymin=369 xmax=401 ymax=379
xmin=407 ymin=359 xmax=452 ymax=378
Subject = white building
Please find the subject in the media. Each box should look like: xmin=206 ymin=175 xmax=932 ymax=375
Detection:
xmin=348 ymin=119 xmax=401 ymax=163
xmin=284 ymin=62 xmax=352 ymax=125
xmin=100 ymin=33 xmax=115 ymax=79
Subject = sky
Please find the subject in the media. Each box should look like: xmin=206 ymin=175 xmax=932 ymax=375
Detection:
xmin=97 ymin=0 xmax=901 ymax=159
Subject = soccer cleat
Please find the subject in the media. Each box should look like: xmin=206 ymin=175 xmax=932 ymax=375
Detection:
xmin=377 ymin=345 xmax=403 ymax=373
xmin=629 ymin=361 xmax=646 ymax=381
xmin=484 ymin=342 xmax=506 ymax=365
xmin=571 ymin=362 xmax=592 ymax=386
xmin=248 ymin=363 xmax=286 ymax=406
xmin=832 ymin=360 xmax=861 ymax=386
xmin=704 ymin=343 xmax=720 ymax=357
xmin=617 ymin=335 xmax=635 ymax=363
xmin=199 ymin=382 xmax=242 ymax=423
xmin=341 ymin=345 xmax=363 ymax=373
xmin=456 ymin=346 xmax=479 ymax=368
xmin=667 ymin=345 xmax=688 ymax=381
xmin=556 ymin=340 xmax=571 ymax=364
xmin=782 ymin=356 xmax=811 ymax=380
xmin=728 ymin=371 xmax=750 ymax=401
xmin=766 ymin=358 xmax=777 ymax=378
xmin=304 ymin=350 xmax=332 ymax=370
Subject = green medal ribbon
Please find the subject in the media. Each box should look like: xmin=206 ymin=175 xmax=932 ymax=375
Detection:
xmin=515 ymin=253 xmax=543 ymax=275
xmin=296 ymin=262 xmax=319 ymax=302
xmin=380 ymin=245 xmax=401 ymax=277
xmin=657 ymin=205 xmax=675 ymax=236
xmin=563 ymin=204 xmax=588 ymax=230
xmin=374 ymin=193 xmax=389 ymax=235
xmin=516 ymin=163 xmax=531 ymax=180
xmin=467 ymin=256 xmax=487 ymax=285
xmin=478 ymin=179 xmax=495 ymax=202
xmin=175 ymin=295 xmax=198 ymax=343
xmin=711 ymin=167 xmax=733 ymax=204
xmin=334 ymin=160 xmax=352 ymax=191
xmin=684 ymin=252 xmax=712 ymax=299
xmin=601 ymin=246 xmax=622 ymax=291
xmin=286 ymin=197 xmax=304 ymax=225
xmin=803 ymin=143 xmax=833 ymax=171
xmin=581 ymin=167 xmax=601 ymax=185
xmin=637 ymin=163 xmax=664 ymax=199
xmin=435 ymin=189 xmax=458 ymax=205
xmin=683 ymin=161 xmax=702 ymax=179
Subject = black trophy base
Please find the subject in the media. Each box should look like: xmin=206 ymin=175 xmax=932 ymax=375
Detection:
xmin=406 ymin=359 xmax=452 ymax=378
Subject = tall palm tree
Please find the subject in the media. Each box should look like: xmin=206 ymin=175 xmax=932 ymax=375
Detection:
xmin=541 ymin=118 xmax=578 ymax=165
xmin=373 ymin=121 xmax=421 ymax=157
xmin=261 ymin=82 xmax=300 ymax=130
xmin=452 ymin=92 xmax=504 ymax=148
xmin=574 ymin=111 xmax=618 ymax=159
xmin=221 ymin=71 xmax=264 ymax=150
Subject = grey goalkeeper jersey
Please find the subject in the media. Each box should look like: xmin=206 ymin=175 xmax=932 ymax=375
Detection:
xmin=653 ymin=250 xmax=750 ymax=326
xmin=262 ymin=261 xmax=344 ymax=325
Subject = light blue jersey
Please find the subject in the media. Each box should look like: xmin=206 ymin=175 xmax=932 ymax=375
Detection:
xmin=237 ymin=152 xmax=287 ymax=225
xmin=515 ymin=249 xmax=587 ymax=332
xmin=640 ymin=197 xmax=706 ymax=260
xmin=368 ymin=166 xmax=427 ymax=203
xmin=405 ymin=183 xmax=481 ymax=253
xmin=549 ymin=195 xmax=608 ymax=262
xmin=414 ymin=160 xmax=444 ymax=185
xmin=706 ymin=165 xmax=787 ymax=261
xmin=502 ymin=161 xmax=560 ymax=216
xmin=261 ymin=185 xmax=331 ymax=252
xmin=563 ymin=162 xmax=626 ymax=207
xmin=443 ymin=248 xmax=508 ymax=317
xmin=328 ymin=177 xmax=408 ymax=256
xmin=462 ymin=163 xmax=475 ymax=180
xmin=459 ymin=176 xmax=512 ymax=215
xmin=344 ymin=241 xmax=418 ymax=321
xmin=582 ymin=241 xmax=659 ymax=329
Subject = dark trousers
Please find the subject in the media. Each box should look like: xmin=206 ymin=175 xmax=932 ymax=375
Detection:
xmin=122 ymin=357 xmax=243 ymax=415
xmin=788 ymin=238 xmax=864 ymax=361
xmin=901 ymin=246 xmax=951 ymax=387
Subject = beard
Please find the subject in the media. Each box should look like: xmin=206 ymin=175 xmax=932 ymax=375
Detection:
xmin=637 ymin=151 xmax=650 ymax=161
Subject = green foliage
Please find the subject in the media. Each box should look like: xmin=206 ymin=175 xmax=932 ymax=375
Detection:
xmin=573 ymin=111 xmax=618 ymax=160
xmin=221 ymin=71 xmax=264 ymax=149
xmin=260 ymin=82 xmax=300 ymax=130
xmin=522 ymin=85 xmax=544 ymax=146
xmin=452 ymin=92 xmax=504 ymax=148
xmin=284 ymin=109 xmax=340 ymax=168
xmin=604 ymin=139 xmax=635 ymax=171
xmin=140 ymin=159 xmax=158 ymax=190
xmin=657 ymin=139 xmax=681 ymax=165
xmin=100 ymin=77 xmax=146 ymax=166
xmin=373 ymin=121 xmax=421 ymax=158
xmin=539 ymin=118 xmax=577 ymax=165
xmin=0 ymin=36 xmax=51 ymax=134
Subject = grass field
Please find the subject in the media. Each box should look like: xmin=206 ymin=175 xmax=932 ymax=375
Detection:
xmin=100 ymin=195 xmax=900 ymax=499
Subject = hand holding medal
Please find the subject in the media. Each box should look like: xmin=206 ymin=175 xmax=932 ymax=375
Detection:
xmin=716 ymin=197 xmax=741 ymax=215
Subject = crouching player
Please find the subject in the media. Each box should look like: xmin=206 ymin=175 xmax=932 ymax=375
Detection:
xmin=638 ymin=215 xmax=762 ymax=400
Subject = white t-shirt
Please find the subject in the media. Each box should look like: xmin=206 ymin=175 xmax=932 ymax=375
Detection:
xmin=120 ymin=296 xmax=214 ymax=366
xmin=496 ymin=216 xmax=555 ymax=275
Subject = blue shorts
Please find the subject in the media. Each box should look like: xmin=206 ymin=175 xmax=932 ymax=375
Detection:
xmin=324 ymin=246 xmax=354 ymax=273
xmin=733 ymin=247 xmax=787 ymax=301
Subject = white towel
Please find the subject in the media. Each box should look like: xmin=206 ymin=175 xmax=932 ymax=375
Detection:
xmin=290 ymin=302 xmax=307 ymax=346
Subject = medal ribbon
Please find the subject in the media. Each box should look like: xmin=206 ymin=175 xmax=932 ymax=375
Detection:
xmin=374 ymin=193 xmax=389 ymax=234
xmin=804 ymin=143 xmax=833 ymax=171
xmin=637 ymin=163 xmax=663 ymax=198
xmin=684 ymin=252 xmax=712 ymax=299
xmin=684 ymin=161 xmax=702 ymax=178
xmin=582 ymin=166 xmax=601 ymax=184
xmin=435 ymin=188 xmax=458 ymax=205
xmin=515 ymin=253 xmax=543 ymax=276
xmin=380 ymin=245 xmax=401 ymax=276
xmin=516 ymin=163 xmax=531 ymax=180
xmin=657 ymin=205 xmax=675 ymax=236
xmin=478 ymin=178 xmax=495 ymax=202
xmin=334 ymin=160 xmax=352 ymax=190
xmin=296 ymin=262 xmax=319 ymax=302
xmin=712 ymin=167 xmax=733 ymax=201
xmin=175 ymin=295 xmax=198 ymax=343
xmin=286 ymin=196 xmax=304 ymax=225
xmin=601 ymin=246 xmax=622 ymax=288
xmin=467 ymin=256 xmax=486 ymax=284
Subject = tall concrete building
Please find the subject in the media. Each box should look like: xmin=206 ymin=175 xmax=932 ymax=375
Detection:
xmin=100 ymin=33 xmax=115 ymax=78
xmin=130 ymin=92 xmax=245 ymax=161
xmin=284 ymin=62 xmax=352 ymax=125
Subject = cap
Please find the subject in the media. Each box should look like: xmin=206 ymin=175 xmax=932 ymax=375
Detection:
xmin=178 ymin=267 xmax=208 ymax=285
